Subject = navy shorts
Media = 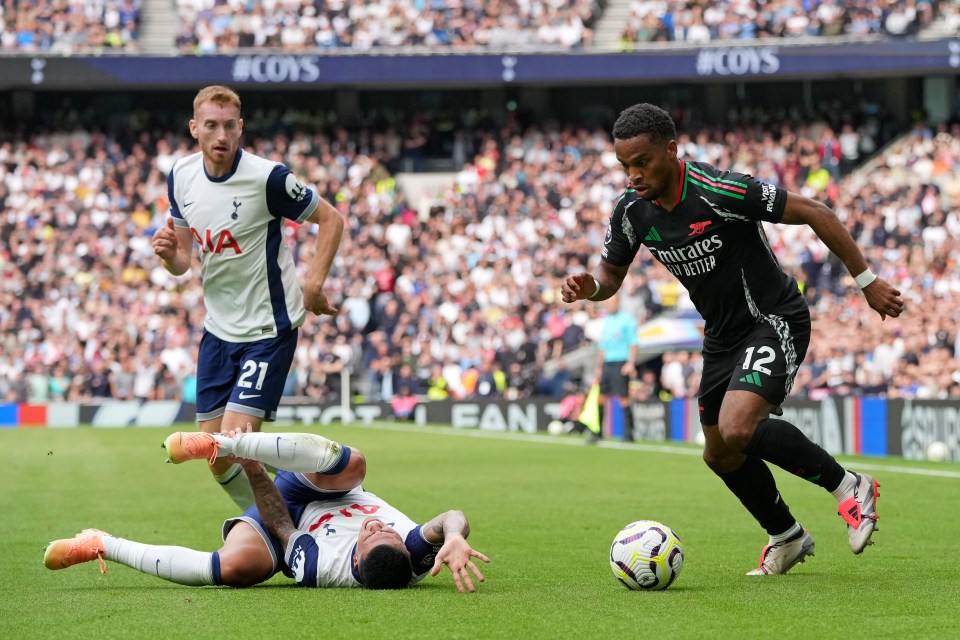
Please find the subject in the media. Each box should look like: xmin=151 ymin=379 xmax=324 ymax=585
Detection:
xmin=195 ymin=328 xmax=298 ymax=423
xmin=221 ymin=463 xmax=353 ymax=577
xmin=698 ymin=316 xmax=810 ymax=426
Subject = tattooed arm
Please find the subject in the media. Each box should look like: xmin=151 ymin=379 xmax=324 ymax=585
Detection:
xmin=238 ymin=459 xmax=298 ymax=546
xmin=420 ymin=510 xmax=469 ymax=544
xmin=420 ymin=510 xmax=490 ymax=593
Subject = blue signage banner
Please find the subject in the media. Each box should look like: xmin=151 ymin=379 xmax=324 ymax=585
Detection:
xmin=1 ymin=38 xmax=957 ymax=89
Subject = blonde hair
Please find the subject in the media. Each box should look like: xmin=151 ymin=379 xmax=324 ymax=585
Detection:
xmin=193 ymin=85 xmax=241 ymax=117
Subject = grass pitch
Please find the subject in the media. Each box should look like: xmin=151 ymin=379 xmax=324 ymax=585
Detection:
xmin=3 ymin=422 xmax=959 ymax=640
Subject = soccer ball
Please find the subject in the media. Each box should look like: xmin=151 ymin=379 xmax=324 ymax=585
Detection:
xmin=547 ymin=419 xmax=566 ymax=435
xmin=609 ymin=520 xmax=684 ymax=591
xmin=926 ymin=441 xmax=949 ymax=462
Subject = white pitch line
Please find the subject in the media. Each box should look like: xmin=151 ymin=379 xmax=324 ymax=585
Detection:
xmin=843 ymin=461 xmax=960 ymax=479
xmin=340 ymin=421 xmax=960 ymax=480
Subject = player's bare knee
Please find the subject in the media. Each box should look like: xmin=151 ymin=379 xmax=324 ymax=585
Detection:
xmin=702 ymin=440 xmax=737 ymax=473
xmin=217 ymin=554 xmax=269 ymax=588
xmin=701 ymin=446 xmax=723 ymax=471
xmin=717 ymin=401 xmax=766 ymax=451
xmin=345 ymin=448 xmax=366 ymax=485
xmin=716 ymin=418 xmax=756 ymax=452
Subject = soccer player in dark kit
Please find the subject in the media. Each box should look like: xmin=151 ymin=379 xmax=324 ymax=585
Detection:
xmin=561 ymin=103 xmax=905 ymax=575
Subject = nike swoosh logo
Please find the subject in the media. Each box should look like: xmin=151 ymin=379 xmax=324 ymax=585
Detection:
xmin=238 ymin=392 xmax=261 ymax=400
xmin=155 ymin=559 xmax=161 ymax=577
xmin=183 ymin=201 xmax=194 ymax=208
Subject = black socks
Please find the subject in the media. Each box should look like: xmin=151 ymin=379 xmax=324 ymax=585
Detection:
xmin=719 ymin=456 xmax=797 ymax=536
xmin=742 ymin=418 xmax=846 ymax=491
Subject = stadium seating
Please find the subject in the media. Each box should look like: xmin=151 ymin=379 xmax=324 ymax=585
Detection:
xmin=173 ymin=0 xmax=599 ymax=54
xmin=1 ymin=101 xmax=957 ymax=403
xmin=5 ymin=0 xmax=956 ymax=54
xmin=2 ymin=0 xmax=141 ymax=52
xmin=617 ymin=0 xmax=939 ymax=48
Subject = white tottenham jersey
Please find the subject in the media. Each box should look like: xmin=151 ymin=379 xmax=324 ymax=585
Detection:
xmin=167 ymin=149 xmax=319 ymax=342
xmin=285 ymin=488 xmax=439 ymax=588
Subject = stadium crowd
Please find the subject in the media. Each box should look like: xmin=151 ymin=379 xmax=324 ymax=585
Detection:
xmin=1 ymin=101 xmax=959 ymax=408
xmin=174 ymin=0 xmax=600 ymax=53
xmin=619 ymin=0 xmax=944 ymax=48
xmin=3 ymin=0 xmax=956 ymax=54
xmin=1 ymin=0 xmax=141 ymax=52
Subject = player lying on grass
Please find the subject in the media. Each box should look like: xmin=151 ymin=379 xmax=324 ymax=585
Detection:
xmin=44 ymin=429 xmax=490 ymax=592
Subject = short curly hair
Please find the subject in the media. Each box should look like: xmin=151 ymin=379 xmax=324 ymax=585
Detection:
xmin=612 ymin=103 xmax=676 ymax=143
xmin=359 ymin=544 xmax=413 ymax=590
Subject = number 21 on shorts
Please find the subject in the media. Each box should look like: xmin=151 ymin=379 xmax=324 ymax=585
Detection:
xmin=238 ymin=359 xmax=268 ymax=391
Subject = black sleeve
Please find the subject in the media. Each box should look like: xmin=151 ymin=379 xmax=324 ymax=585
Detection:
xmin=601 ymin=190 xmax=644 ymax=267
xmin=721 ymin=170 xmax=789 ymax=223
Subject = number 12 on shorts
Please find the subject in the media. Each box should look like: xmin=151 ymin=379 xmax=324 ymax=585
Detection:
xmin=742 ymin=346 xmax=775 ymax=375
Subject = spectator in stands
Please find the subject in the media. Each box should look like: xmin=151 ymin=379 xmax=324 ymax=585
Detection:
xmin=131 ymin=344 xmax=160 ymax=402
xmin=26 ymin=361 xmax=49 ymax=403
xmin=503 ymin=361 xmax=537 ymax=400
xmin=109 ymin=353 xmax=137 ymax=401
xmin=155 ymin=365 xmax=181 ymax=401
xmin=83 ymin=360 xmax=113 ymax=399
xmin=474 ymin=360 xmax=504 ymax=398
xmin=631 ymin=369 xmax=662 ymax=403
xmin=660 ymin=352 xmax=692 ymax=399
xmin=390 ymin=384 xmax=418 ymax=420
xmin=391 ymin=363 xmax=421 ymax=397
xmin=48 ymin=364 xmax=72 ymax=402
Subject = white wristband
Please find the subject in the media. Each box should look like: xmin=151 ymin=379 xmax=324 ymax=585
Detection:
xmin=587 ymin=275 xmax=602 ymax=300
xmin=854 ymin=269 xmax=877 ymax=289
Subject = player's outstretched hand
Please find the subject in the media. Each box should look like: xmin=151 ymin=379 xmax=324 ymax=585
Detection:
xmin=220 ymin=423 xmax=255 ymax=464
xmin=862 ymin=277 xmax=904 ymax=321
xmin=561 ymin=272 xmax=597 ymax=303
xmin=224 ymin=423 xmax=266 ymax=475
xmin=152 ymin=218 xmax=179 ymax=262
xmin=223 ymin=422 xmax=255 ymax=439
xmin=303 ymin=288 xmax=338 ymax=317
xmin=430 ymin=535 xmax=490 ymax=593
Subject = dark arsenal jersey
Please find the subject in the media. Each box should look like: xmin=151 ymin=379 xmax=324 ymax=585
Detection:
xmin=602 ymin=160 xmax=808 ymax=351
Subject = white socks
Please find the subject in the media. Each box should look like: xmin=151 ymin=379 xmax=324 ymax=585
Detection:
xmin=214 ymin=432 xmax=346 ymax=474
xmin=102 ymin=535 xmax=215 ymax=586
xmin=766 ymin=471 xmax=858 ymax=546
xmin=215 ymin=463 xmax=255 ymax=510
xmin=769 ymin=522 xmax=802 ymax=546
xmin=830 ymin=471 xmax=857 ymax=503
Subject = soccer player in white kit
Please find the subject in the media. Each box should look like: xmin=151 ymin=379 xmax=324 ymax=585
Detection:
xmin=44 ymin=429 xmax=490 ymax=592
xmin=152 ymin=85 xmax=344 ymax=508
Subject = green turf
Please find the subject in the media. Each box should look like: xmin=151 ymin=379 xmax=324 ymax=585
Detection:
xmin=2 ymin=423 xmax=959 ymax=640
